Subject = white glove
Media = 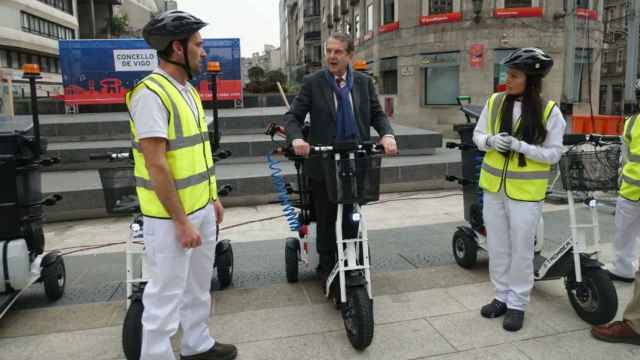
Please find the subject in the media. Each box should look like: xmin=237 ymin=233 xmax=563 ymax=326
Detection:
xmin=487 ymin=133 xmax=511 ymax=152
xmin=508 ymin=136 xmax=523 ymax=153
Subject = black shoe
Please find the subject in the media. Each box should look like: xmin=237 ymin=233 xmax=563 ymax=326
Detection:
xmin=180 ymin=343 xmax=238 ymax=360
xmin=480 ymin=299 xmax=508 ymax=318
xmin=607 ymin=270 xmax=635 ymax=283
xmin=503 ymin=309 xmax=525 ymax=332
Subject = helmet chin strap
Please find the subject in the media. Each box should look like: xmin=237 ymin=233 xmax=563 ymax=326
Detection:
xmin=158 ymin=38 xmax=194 ymax=80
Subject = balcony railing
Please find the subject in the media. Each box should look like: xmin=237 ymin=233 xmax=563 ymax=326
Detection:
xmin=304 ymin=31 xmax=321 ymax=40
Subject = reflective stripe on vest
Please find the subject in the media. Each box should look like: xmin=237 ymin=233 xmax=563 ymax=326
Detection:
xmin=478 ymin=92 xmax=555 ymax=201
xmin=126 ymin=73 xmax=218 ymax=218
xmin=621 ymin=114 xmax=640 ymax=201
xmin=135 ymin=165 xmax=216 ymax=190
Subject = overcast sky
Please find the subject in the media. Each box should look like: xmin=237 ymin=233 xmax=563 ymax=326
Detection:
xmin=177 ymin=0 xmax=280 ymax=57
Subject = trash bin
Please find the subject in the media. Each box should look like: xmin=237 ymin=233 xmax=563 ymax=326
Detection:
xmin=451 ymin=103 xmax=485 ymax=232
xmin=0 ymin=117 xmax=46 ymax=253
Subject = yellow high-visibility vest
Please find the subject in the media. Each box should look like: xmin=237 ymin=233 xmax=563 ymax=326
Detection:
xmin=126 ymin=73 xmax=217 ymax=218
xmin=621 ymin=114 xmax=640 ymax=201
xmin=478 ymin=92 xmax=556 ymax=201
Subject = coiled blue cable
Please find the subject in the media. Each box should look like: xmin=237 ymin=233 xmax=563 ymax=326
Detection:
xmin=266 ymin=153 xmax=301 ymax=232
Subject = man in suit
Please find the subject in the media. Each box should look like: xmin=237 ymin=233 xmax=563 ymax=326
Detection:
xmin=284 ymin=32 xmax=397 ymax=287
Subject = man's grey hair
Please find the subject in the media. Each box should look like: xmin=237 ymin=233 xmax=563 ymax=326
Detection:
xmin=328 ymin=32 xmax=354 ymax=54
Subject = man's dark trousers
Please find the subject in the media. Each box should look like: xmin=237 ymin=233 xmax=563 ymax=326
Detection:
xmin=310 ymin=178 xmax=358 ymax=275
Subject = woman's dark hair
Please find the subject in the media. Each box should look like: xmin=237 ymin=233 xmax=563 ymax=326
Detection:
xmin=499 ymin=74 xmax=547 ymax=166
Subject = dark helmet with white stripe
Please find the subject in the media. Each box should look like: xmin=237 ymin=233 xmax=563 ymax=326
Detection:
xmin=501 ymin=48 xmax=553 ymax=77
xmin=143 ymin=10 xmax=207 ymax=51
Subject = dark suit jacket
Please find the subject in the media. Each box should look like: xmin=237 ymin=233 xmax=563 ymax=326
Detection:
xmin=284 ymin=69 xmax=394 ymax=179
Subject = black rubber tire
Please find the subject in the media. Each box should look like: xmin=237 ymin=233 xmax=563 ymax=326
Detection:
xmin=285 ymin=238 xmax=299 ymax=283
xmin=342 ymin=286 xmax=374 ymax=350
xmin=217 ymin=246 xmax=234 ymax=290
xmin=122 ymin=299 xmax=144 ymax=360
xmin=452 ymin=229 xmax=478 ymax=269
xmin=566 ymin=268 xmax=618 ymax=325
xmin=43 ymin=257 xmax=65 ymax=301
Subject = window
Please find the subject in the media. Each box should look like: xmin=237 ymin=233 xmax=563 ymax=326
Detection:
xmin=504 ymin=0 xmax=532 ymax=7
xmin=20 ymin=53 xmax=28 ymax=67
xmin=574 ymin=48 xmax=592 ymax=102
xmin=380 ymin=57 xmax=397 ymax=95
xmin=0 ymin=50 xmax=7 ymax=67
xmin=20 ymin=11 xmax=75 ymax=40
xmin=563 ymin=0 xmax=591 ymax=10
xmin=617 ymin=48 xmax=624 ymax=72
xmin=48 ymin=57 xmax=57 ymax=73
xmin=381 ymin=0 xmax=395 ymax=25
xmin=494 ymin=49 xmax=516 ymax=91
xmin=577 ymin=0 xmax=589 ymax=8
xmin=354 ymin=11 xmax=361 ymax=38
xmin=40 ymin=56 xmax=48 ymax=73
xmin=612 ymin=84 xmax=623 ymax=114
xmin=366 ymin=3 xmax=374 ymax=32
xmin=429 ymin=0 xmax=453 ymax=14
xmin=37 ymin=0 xmax=73 ymax=15
xmin=423 ymin=52 xmax=460 ymax=105
xmin=9 ymin=51 xmax=19 ymax=69
xmin=313 ymin=0 xmax=320 ymax=15
xmin=599 ymin=85 xmax=608 ymax=114
xmin=605 ymin=6 xmax=615 ymax=23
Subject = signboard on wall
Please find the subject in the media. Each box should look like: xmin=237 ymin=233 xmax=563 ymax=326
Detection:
xmin=112 ymin=49 xmax=158 ymax=72
xmin=469 ymin=44 xmax=485 ymax=69
xmin=419 ymin=12 xmax=462 ymax=26
xmin=494 ymin=7 xmax=543 ymax=18
xmin=58 ymin=38 xmax=242 ymax=105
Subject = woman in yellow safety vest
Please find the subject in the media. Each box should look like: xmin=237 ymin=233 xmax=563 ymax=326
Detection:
xmin=472 ymin=48 xmax=566 ymax=332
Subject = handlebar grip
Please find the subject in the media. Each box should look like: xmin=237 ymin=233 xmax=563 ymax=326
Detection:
xmin=89 ymin=153 xmax=112 ymax=160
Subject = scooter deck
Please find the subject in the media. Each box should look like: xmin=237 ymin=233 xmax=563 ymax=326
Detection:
xmin=533 ymin=251 xmax=574 ymax=280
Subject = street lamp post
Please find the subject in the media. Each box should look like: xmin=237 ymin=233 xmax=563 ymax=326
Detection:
xmin=22 ymin=64 xmax=42 ymax=159
xmin=472 ymin=0 xmax=483 ymax=23
xmin=208 ymin=61 xmax=221 ymax=153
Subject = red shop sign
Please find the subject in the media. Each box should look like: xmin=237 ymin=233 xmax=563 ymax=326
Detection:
xmin=419 ymin=12 xmax=462 ymax=26
xmin=576 ymin=8 xmax=598 ymax=20
xmin=469 ymin=44 xmax=485 ymax=69
xmin=494 ymin=7 xmax=543 ymax=18
xmin=378 ymin=21 xmax=400 ymax=34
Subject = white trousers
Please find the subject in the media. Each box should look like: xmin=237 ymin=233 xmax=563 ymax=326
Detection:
xmin=483 ymin=191 xmax=543 ymax=311
xmin=140 ymin=204 xmax=217 ymax=360
xmin=610 ymin=197 xmax=640 ymax=279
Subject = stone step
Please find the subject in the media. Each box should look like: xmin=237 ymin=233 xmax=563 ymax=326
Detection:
xmin=42 ymin=125 xmax=442 ymax=168
xmin=42 ymin=149 xmax=461 ymax=222
xmin=21 ymin=107 xmax=290 ymax=142
xmin=430 ymin=124 xmax=458 ymax=139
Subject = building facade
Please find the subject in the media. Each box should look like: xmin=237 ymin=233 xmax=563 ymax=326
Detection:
xmin=316 ymin=0 xmax=603 ymax=134
xmin=0 ymin=0 xmax=79 ymax=99
xmin=599 ymin=0 xmax=636 ymax=115
xmin=241 ymin=45 xmax=284 ymax=85
xmin=281 ymin=0 xmax=323 ymax=85
xmin=78 ymin=0 xmax=160 ymax=39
